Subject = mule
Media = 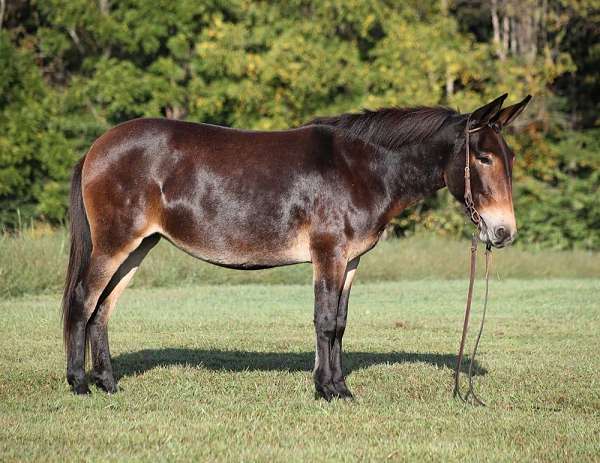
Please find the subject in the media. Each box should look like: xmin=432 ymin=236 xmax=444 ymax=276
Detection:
xmin=63 ymin=93 xmax=531 ymax=399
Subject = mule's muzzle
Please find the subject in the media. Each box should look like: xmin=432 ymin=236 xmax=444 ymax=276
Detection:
xmin=491 ymin=225 xmax=516 ymax=248
xmin=479 ymin=216 xmax=517 ymax=248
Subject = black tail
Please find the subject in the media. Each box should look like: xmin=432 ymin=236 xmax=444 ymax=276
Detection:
xmin=62 ymin=157 xmax=92 ymax=351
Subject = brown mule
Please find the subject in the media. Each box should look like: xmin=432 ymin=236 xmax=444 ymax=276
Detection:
xmin=62 ymin=94 xmax=531 ymax=399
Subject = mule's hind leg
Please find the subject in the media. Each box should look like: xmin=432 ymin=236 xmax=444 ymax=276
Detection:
xmin=66 ymin=251 xmax=130 ymax=394
xmin=88 ymin=235 xmax=160 ymax=393
xmin=330 ymin=256 xmax=360 ymax=398
xmin=312 ymin=243 xmax=347 ymax=401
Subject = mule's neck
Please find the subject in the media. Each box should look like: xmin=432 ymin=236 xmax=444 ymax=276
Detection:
xmin=371 ymin=120 xmax=461 ymax=222
xmin=310 ymin=107 xmax=464 ymax=226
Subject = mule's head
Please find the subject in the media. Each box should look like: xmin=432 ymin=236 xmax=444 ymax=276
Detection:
xmin=445 ymin=94 xmax=531 ymax=248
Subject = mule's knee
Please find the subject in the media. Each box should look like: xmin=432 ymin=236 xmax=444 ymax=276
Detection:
xmin=314 ymin=313 xmax=336 ymax=339
xmin=335 ymin=319 xmax=346 ymax=339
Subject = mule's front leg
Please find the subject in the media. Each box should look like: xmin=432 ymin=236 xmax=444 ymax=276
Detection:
xmin=330 ymin=257 xmax=360 ymax=399
xmin=312 ymin=247 xmax=346 ymax=401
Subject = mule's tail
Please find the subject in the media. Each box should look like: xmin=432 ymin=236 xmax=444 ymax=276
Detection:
xmin=62 ymin=157 xmax=92 ymax=351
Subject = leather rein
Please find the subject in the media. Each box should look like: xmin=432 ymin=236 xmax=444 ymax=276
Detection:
xmin=452 ymin=117 xmax=493 ymax=406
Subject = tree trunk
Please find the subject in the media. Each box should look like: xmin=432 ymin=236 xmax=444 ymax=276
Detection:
xmin=440 ymin=0 xmax=448 ymax=16
xmin=0 ymin=0 xmax=5 ymax=29
xmin=502 ymin=13 xmax=510 ymax=57
xmin=446 ymin=68 xmax=454 ymax=99
xmin=510 ymin=16 xmax=517 ymax=55
xmin=99 ymin=0 xmax=109 ymax=15
xmin=491 ymin=0 xmax=506 ymax=60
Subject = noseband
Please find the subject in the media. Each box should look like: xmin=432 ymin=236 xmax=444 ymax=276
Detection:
xmin=453 ymin=117 xmax=493 ymax=406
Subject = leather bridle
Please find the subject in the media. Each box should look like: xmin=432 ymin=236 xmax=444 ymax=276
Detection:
xmin=462 ymin=120 xmax=486 ymax=227
xmin=453 ymin=116 xmax=493 ymax=406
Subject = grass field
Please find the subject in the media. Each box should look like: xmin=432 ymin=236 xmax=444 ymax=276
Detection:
xmin=1 ymin=279 xmax=599 ymax=461
xmin=1 ymin=230 xmax=599 ymax=297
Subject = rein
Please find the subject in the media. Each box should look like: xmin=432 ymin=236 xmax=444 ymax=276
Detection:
xmin=452 ymin=118 xmax=492 ymax=406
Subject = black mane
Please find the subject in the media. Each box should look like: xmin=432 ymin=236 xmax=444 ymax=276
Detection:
xmin=307 ymin=106 xmax=460 ymax=151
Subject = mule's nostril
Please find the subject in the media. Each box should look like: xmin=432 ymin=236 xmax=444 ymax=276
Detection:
xmin=495 ymin=226 xmax=508 ymax=241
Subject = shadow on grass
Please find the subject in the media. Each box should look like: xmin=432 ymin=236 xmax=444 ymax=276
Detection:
xmin=112 ymin=349 xmax=487 ymax=381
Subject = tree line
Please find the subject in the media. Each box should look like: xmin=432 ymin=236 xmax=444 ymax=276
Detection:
xmin=0 ymin=0 xmax=598 ymax=249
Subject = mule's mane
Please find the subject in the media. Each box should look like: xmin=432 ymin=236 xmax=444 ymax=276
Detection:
xmin=307 ymin=106 xmax=459 ymax=151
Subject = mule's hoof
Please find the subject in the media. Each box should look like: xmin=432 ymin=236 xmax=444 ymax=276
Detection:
xmin=333 ymin=381 xmax=354 ymax=400
xmin=72 ymin=383 xmax=91 ymax=395
xmin=314 ymin=383 xmax=340 ymax=401
xmin=102 ymin=383 xmax=118 ymax=394
xmin=92 ymin=372 xmax=118 ymax=394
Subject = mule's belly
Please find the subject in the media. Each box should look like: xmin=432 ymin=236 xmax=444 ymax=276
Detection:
xmin=160 ymin=222 xmax=380 ymax=269
xmin=160 ymin=224 xmax=312 ymax=269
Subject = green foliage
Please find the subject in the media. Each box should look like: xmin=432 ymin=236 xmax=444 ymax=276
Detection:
xmin=0 ymin=1 xmax=597 ymax=248
xmin=514 ymin=129 xmax=600 ymax=249
xmin=0 ymin=31 xmax=78 ymax=225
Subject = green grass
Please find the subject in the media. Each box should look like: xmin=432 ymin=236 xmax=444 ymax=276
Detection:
xmin=1 ymin=280 xmax=599 ymax=461
xmin=1 ymin=229 xmax=599 ymax=297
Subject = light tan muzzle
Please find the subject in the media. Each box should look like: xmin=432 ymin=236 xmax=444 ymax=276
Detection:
xmin=479 ymin=205 xmax=517 ymax=247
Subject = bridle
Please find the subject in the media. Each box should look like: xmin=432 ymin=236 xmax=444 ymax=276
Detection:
xmin=462 ymin=120 xmax=486 ymax=227
xmin=452 ymin=116 xmax=493 ymax=406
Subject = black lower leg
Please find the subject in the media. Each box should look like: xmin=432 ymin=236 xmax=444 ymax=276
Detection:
xmin=314 ymin=317 xmax=338 ymax=401
xmin=88 ymin=322 xmax=117 ymax=393
xmin=330 ymin=336 xmax=352 ymax=398
xmin=312 ymin=251 xmax=346 ymax=401
xmin=66 ymin=305 xmax=91 ymax=395
xmin=330 ymin=257 xmax=359 ymax=398
xmin=330 ymin=298 xmax=350 ymax=397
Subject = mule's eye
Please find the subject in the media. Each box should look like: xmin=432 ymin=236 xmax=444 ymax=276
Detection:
xmin=477 ymin=154 xmax=493 ymax=165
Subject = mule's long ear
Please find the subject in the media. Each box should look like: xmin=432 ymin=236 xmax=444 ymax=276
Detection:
xmin=491 ymin=95 xmax=532 ymax=129
xmin=469 ymin=93 xmax=508 ymax=129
